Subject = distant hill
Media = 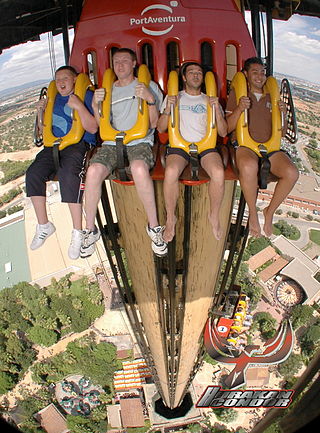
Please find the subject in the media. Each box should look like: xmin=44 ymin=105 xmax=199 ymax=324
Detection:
xmin=0 ymin=79 xmax=50 ymax=99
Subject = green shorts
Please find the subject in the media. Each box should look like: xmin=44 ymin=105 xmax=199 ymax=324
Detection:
xmin=90 ymin=142 xmax=154 ymax=175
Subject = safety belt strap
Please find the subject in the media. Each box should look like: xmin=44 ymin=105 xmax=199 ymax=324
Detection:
xmin=258 ymin=144 xmax=270 ymax=189
xmin=189 ymin=143 xmax=199 ymax=181
xmin=52 ymin=140 xmax=61 ymax=172
xmin=115 ymin=132 xmax=128 ymax=181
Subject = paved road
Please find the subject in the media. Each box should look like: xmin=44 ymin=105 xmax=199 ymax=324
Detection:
xmin=258 ymin=213 xmax=320 ymax=249
xmin=275 ymin=215 xmax=320 ymax=248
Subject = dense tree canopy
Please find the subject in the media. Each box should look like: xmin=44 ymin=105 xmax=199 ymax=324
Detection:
xmin=212 ymin=407 xmax=238 ymax=423
xmin=290 ymin=304 xmax=315 ymax=330
xmin=0 ymin=275 xmax=104 ymax=394
xmin=278 ymin=353 xmax=304 ymax=378
xmin=273 ymin=220 xmax=300 ymax=240
xmin=252 ymin=311 xmax=278 ymax=339
xmin=243 ymin=237 xmax=271 ymax=259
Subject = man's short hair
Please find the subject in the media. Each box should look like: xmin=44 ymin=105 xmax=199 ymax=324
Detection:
xmin=180 ymin=62 xmax=204 ymax=78
xmin=242 ymin=57 xmax=264 ymax=72
xmin=112 ymin=48 xmax=137 ymax=62
xmin=55 ymin=65 xmax=78 ymax=76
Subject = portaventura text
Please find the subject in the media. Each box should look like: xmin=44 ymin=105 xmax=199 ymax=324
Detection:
xmin=130 ymin=16 xmax=186 ymax=25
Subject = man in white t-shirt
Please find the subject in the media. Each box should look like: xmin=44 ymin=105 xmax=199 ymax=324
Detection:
xmin=157 ymin=62 xmax=227 ymax=241
xmin=81 ymin=48 xmax=167 ymax=258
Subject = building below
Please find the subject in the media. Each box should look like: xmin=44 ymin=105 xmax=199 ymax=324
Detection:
xmin=258 ymin=189 xmax=320 ymax=213
xmin=34 ymin=403 xmax=69 ymax=433
xmin=247 ymin=235 xmax=320 ymax=307
xmin=120 ymin=397 xmax=145 ymax=428
xmin=273 ymin=235 xmax=320 ymax=305
xmin=0 ymin=211 xmax=31 ymax=289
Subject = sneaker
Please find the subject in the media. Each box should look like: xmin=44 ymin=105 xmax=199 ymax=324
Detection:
xmin=80 ymin=227 xmax=100 ymax=258
xmin=146 ymin=225 xmax=168 ymax=257
xmin=30 ymin=222 xmax=56 ymax=250
xmin=68 ymin=229 xmax=83 ymax=260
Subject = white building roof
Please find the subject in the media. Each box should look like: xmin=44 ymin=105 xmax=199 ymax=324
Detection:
xmin=272 ymin=235 xmax=319 ymax=273
xmin=280 ymin=258 xmax=320 ymax=303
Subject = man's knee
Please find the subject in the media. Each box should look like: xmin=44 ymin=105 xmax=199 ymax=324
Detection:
xmin=275 ymin=161 xmax=299 ymax=184
xmin=165 ymin=163 xmax=184 ymax=182
xmin=203 ymin=159 xmax=224 ymax=181
xmin=237 ymin=158 xmax=259 ymax=177
xmin=86 ymin=163 xmax=109 ymax=184
xmin=286 ymin=164 xmax=299 ymax=183
xmin=130 ymin=159 xmax=150 ymax=177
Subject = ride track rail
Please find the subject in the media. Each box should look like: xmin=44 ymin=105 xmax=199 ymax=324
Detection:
xmin=216 ymin=191 xmax=249 ymax=309
xmin=153 ymin=183 xmax=194 ymax=407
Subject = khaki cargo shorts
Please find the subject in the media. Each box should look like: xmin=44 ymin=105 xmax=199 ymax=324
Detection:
xmin=90 ymin=142 xmax=154 ymax=176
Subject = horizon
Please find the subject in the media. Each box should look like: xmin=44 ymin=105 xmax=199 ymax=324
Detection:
xmin=1 ymin=67 xmax=319 ymax=101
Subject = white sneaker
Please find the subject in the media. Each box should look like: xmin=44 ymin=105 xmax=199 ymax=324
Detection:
xmin=30 ymin=222 xmax=56 ymax=250
xmin=146 ymin=225 xmax=168 ymax=257
xmin=80 ymin=227 xmax=101 ymax=258
xmin=68 ymin=229 xmax=83 ymax=260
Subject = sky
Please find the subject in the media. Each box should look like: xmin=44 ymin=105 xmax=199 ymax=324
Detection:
xmin=0 ymin=13 xmax=319 ymax=93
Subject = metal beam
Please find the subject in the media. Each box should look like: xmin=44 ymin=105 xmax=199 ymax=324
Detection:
xmin=59 ymin=0 xmax=70 ymax=65
xmin=266 ymin=3 xmax=274 ymax=76
xmin=251 ymin=0 xmax=261 ymax=57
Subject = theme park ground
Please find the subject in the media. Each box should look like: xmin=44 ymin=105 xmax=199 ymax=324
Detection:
xmin=0 ymin=269 xmax=308 ymax=431
xmin=1 ymin=148 xmax=318 ymax=430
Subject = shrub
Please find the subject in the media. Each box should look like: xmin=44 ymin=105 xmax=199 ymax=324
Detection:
xmin=0 ymin=160 xmax=32 ymax=185
xmin=0 ymin=187 xmax=22 ymax=206
xmin=245 ymin=236 xmax=271 ymax=257
xmin=278 ymin=353 xmax=303 ymax=378
xmin=253 ymin=312 xmax=277 ymax=339
xmin=212 ymin=408 xmax=238 ymax=423
xmin=273 ymin=220 xmax=300 ymax=240
xmin=7 ymin=205 xmax=23 ymax=215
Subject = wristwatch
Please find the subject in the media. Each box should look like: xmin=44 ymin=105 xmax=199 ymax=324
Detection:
xmin=146 ymin=100 xmax=156 ymax=106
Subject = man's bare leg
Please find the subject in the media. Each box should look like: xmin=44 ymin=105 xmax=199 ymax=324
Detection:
xmin=236 ymin=147 xmax=261 ymax=237
xmin=263 ymin=152 xmax=299 ymax=237
xmin=84 ymin=163 xmax=110 ymax=231
xmin=130 ymin=159 xmax=159 ymax=229
xmin=163 ymin=154 xmax=188 ymax=242
xmin=31 ymin=196 xmax=48 ymax=225
xmin=68 ymin=203 xmax=83 ymax=230
xmin=201 ymin=152 xmax=225 ymax=240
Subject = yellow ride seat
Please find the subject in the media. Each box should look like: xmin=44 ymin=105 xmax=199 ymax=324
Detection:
xmin=43 ymin=73 xmax=94 ymax=150
xmin=230 ymin=325 xmax=242 ymax=332
xmin=99 ymin=64 xmax=151 ymax=143
xmin=227 ymin=338 xmax=238 ymax=345
xmin=167 ymin=70 xmax=218 ymax=155
xmin=230 ymin=71 xmax=282 ymax=157
xmin=238 ymin=299 xmax=247 ymax=307
xmin=234 ymin=312 xmax=244 ymax=319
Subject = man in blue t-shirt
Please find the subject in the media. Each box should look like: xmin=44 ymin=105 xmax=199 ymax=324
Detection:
xmin=26 ymin=66 xmax=98 ymax=259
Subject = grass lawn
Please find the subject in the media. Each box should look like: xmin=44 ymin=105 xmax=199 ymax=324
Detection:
xmin=310 ymin=229 xmax=320 ymax=245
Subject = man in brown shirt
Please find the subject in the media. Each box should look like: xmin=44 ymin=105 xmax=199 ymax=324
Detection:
xmin=226 ymin=57 xmax=298 ymax=237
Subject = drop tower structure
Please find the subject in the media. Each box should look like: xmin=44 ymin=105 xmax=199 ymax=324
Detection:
xmin=70 ymin=0 xmax=256 ymax=409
